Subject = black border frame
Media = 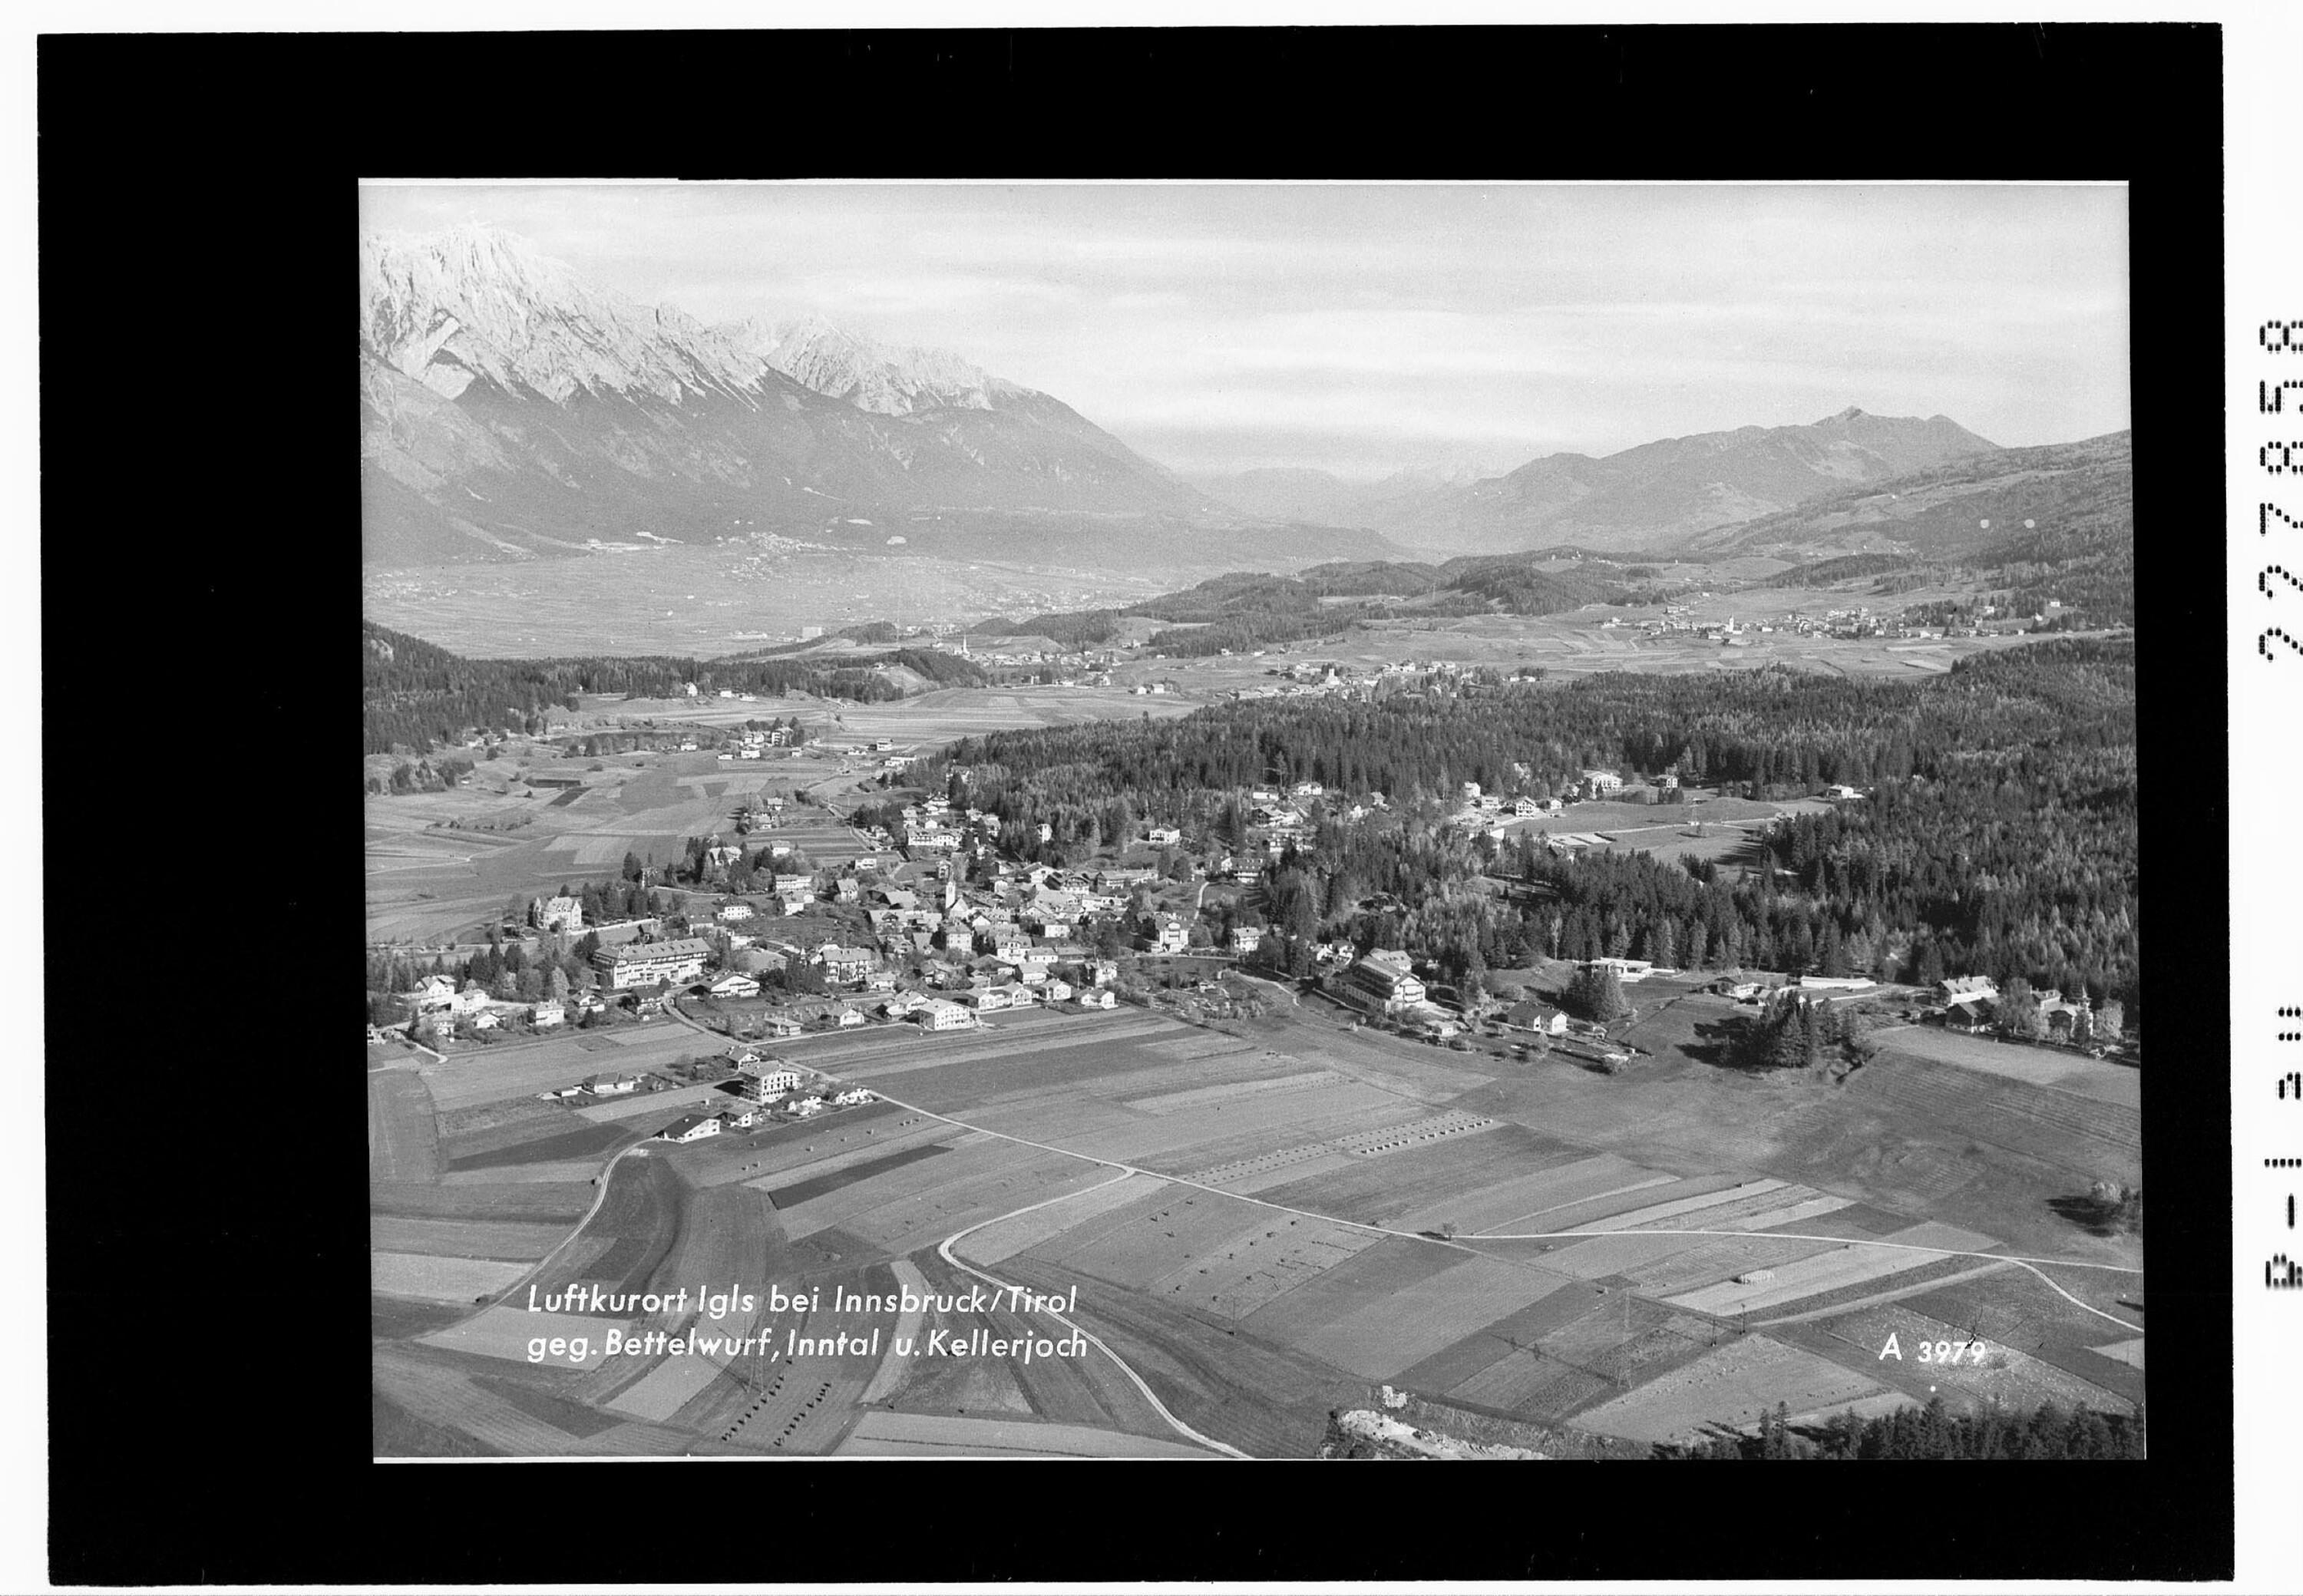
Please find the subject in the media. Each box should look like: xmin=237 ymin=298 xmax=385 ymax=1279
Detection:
xmin=41 ymin=21 xmax=2226 ymax=1585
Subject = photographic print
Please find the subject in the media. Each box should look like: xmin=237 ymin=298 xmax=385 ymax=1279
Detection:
xmin=362 ymin=180 xmax=2141 ymax=1462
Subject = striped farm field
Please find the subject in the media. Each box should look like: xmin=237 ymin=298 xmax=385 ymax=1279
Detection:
xmin=1053 ymin=1087 xmax=1410 ymax=1165
xmin=961 ymin=1096 xmax=1159 ymax=1152
xmin=1119 ymin=1069 xmax=1349 ymax=1115
xmin=1665 ymin=1222 xmax=2002 ymax=1316
xmin=1687 ymin=1193 xmax=1857 ymax=1234
xmin=1237 ymin=1236 xmax=1463 ymax=1344
xmin=1529 ymin=1231 xmax=1717 ymax=1281
xmin=828 ymin=1148 xmax=1108 ymax=1256
xmin=1446 ymin=1347 xmax=1617 ymax=1419
xmin=1254 ymin=1125 xmax=1585 ymax=1231
xmin=768 ymin=1142 xmax=993 ymax=1239
xmin=837 ymin=1022 xmax=1180 ymax=1099
xmin=369 ymin=1181 xmax=594 ymax=1223
xmin=1391 ymin=1278 xmax=1597 ymax=1393
xmin=1523 ymin=1171 xmax=1760 ymax=1234
xmin=1618 ymin=1234 xmax=1849 ymax=1294
xmin=1571 ymin=1178 xmax=1791 ymax=1232
xmin=954 ymin=1171 xmax=1165 ymax=1267
xmin=1283 ymin=1254 xmax=1576 ymax=1380
xmin=1568 ymin=1334 xmax=1889 ymax=1444
xmin=1136 ymin=1033 xmax=1267 ymax=1062
xmin=1619 ymin=1182 xmax=1839 ymax=1233
xmin=444 ymin=1122 xmax=634 ymax=1173
xmin=1142 ymin=1214 xmax=1386 ymax=1320
xmin=1455 ymin=1155 xmax=1682 ymax=1235
xmin=1326 ymin=1110 xmax=1497 ymax=1157
xmin=1056 ymin=1189 xmax=1274 ymax=1290
xmin=372 ymin=1251 xmax=533 ymax=1301
xmin=441 ymin=1161 xmax=606 ymax=1186
xmin=369 ymin=1214 xmax=570 ymax=1261
xmin=1194 ymin=1150 xmax=1361 ymax=1194
xmin=834 ymin=1411 xmax=1218 ymax=1459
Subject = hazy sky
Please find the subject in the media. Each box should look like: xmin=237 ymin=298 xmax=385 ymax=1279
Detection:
xmin=360 ymin=182 xmax=2130 ymax=482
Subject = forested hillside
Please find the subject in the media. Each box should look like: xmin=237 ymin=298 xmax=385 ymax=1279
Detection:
xmin=362 ymin=621 xmax=987 ymax=755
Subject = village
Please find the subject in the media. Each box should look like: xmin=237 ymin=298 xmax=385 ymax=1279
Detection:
xmin=369 ymin=757 xmax=2129 ymax=1149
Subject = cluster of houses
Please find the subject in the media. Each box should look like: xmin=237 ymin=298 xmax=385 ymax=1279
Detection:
xmin=1595 ymin=606 xmax=1947 ymax=645
xmin=712 ymin=725 xmax=798 ymax=762
xmin=1931 ymin=974 xmax=2103 ymax=1039
xmin=654 ymin=1056 xmax=881 ymax=1144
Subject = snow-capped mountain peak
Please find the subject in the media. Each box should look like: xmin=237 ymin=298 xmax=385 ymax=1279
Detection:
xmin=359 ymin=223 xmax=764 ymax=407
xmin=722 ymin=312 xmax=997 ymax=416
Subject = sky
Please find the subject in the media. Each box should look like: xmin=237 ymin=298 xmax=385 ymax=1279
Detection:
xmin=359 ymin=182 xmax=2130 ymax=483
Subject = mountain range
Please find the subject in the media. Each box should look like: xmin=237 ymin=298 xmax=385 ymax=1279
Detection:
xmin=360 ymin=226 xmax=1267 ymax=567
xmin=1195 ymin=410 xmax=2002 ymax=556
xmin=359 ymin=224 xmax=2031 ymax=580
xmin=1686 ymin=427 xmax=2132 ymax=562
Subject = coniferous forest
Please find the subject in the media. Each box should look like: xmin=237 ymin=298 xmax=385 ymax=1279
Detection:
xmin=1661 ymin=1395 xmax=2145 ymax=1460
xmin=924 ymin=637 xmax=2138 ymax=1017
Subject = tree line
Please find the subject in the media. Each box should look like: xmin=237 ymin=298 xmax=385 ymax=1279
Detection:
xmin=362 ymin=621 xmax=988 ymax=755
xmin=1661 ymin=1395 xmax=2143 ymax=1460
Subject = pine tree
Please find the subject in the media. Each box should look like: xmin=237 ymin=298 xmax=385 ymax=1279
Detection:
xmin=1565 ymin=964 xmax=1631 ymax=1023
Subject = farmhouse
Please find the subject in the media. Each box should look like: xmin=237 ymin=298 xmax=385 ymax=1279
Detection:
xmin=658 ymin=1115 xmax=722 ymax=1144
xmin=719 ymin=1105 xmax=764 ymax=1130
xmin=1584 ymin=957 xmax=1654 ymax=983
xmin=593 ymin=938 xmax=712 ymax=990
xmin=583 ymin=1072 xmax=641 ymax=1095
xmin=1505 ymin=1000 xmax=1569 ymax=1036
xmin=1938 ymin=975 xmax=2000 ymax=1005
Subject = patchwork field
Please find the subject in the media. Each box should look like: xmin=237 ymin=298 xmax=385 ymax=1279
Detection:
xmin=374 ymin=976 xmax=2143 ymax=1457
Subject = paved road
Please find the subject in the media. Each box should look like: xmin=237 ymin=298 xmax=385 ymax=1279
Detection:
xmin=935 ymin=1174 xmax=1251 ymax=1460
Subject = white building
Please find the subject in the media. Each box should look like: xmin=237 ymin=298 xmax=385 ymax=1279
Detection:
xmin=913 ymin=998 xmax=973 ymax=1031
xmin=743 ymin=1069 xmax=803 ymax=1102
xmin=593 ymin=938 xmax=712 ymax=990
